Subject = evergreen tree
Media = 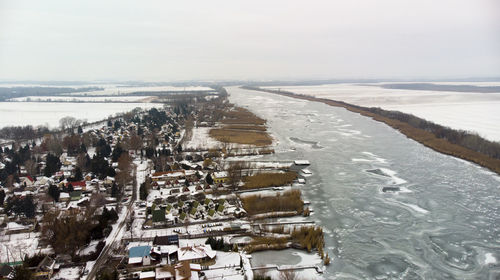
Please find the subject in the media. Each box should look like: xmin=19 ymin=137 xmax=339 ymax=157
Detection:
xmin=48 ymin=185 xmax=60 ymax=202
xmin=74 ymin=167 xmax=83 ymax=181
xmin=44 ymin=153 xmax=61 ymax=176
xmin=111 ymin=145 xmax=125 ymax=162
xmin=23 ymin=195 xmax=35 ymax=218
xmin=113 ymin=120 xmax=121 ymax=130
xmin=80 ymin=143 xmax=87 ymax=153
xmin=111 ymin=183 xmax=119 ymax=198
xmin=139 ymin=182 xmax=149 ymax=200
xmin=0 ymin=189 xmax=5 ymax=206
xmin=206 ymin=173 xmax=213 ymax=185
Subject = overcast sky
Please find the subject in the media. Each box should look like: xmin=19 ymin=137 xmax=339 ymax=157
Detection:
xmin=0 ymin=0 xmax=499 ymax=81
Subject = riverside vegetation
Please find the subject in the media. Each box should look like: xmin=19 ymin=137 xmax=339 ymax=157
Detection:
xmin=209 ymin=105 xmax=273 ymax=146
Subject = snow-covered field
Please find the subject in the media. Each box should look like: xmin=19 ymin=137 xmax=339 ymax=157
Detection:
xmin=184 ymin=127 xmax=223 ymax=150
xmin=0 ymin=102 xmax=162 ymax=128
xmin=0 ymin=232 xmax=52 ymax=263
xmin=9 ymin=95 xmax=155 ymax=102
xmin=262 ymin=82 xmax=500 ymax=142
xmin=0 ymin=83 xmax=214 ymax=96
xmin=65 ymin=85 xmax=214 ymax=96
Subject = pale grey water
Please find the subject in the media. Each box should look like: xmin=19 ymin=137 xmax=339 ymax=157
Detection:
xmin=227 ymin=87 xmax=500 ymax=279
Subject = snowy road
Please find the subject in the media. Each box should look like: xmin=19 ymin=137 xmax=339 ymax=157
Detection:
xmin=85 ymin=160 xmax=148 ymax=280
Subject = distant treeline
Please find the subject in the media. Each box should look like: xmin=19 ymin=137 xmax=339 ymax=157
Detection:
xmin=131 ymin=90 xmax=217 ymax=96
xmin=0 ymin=125 xmax=51 ymax=141
xmin=379 ymin=83 xmax=500 ymax=93
xmin=0 ymin=86 xmax=103 ymax=101
xmin=242 ymin=86 xmax=500 ymax=174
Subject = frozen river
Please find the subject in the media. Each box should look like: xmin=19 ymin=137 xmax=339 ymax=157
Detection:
xmin=263 ymin=83 xmax=500 ymax=142
xmin=228 ymin=86 xmax=500 ymax=279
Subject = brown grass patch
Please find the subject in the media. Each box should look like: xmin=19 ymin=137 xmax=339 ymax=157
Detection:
xmin=243 ymin=226 xmax=325 ymax=254
xmin=241 ymin=189 xmax=303 ymax=215
xmin=209 ymin=128 xmax=272 ymax=146
xmin=244 ymin=236 xmax=290 ymax=253
xmin=243 ymin=172 xmax=297 ymax=189
xmin=221 ymin=107 xmax=266 ymax=125
xmin=209 ymin=105 xmax=272 ymax=147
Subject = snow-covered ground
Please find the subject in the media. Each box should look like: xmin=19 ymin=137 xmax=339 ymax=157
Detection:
xmin=9 ymin=95 xmax=155 ymax=102
xmin=65 ymin=85 xmax=214 ymax=96
xmin=203 ymin=251 xmax=245 ymax=280
xmin=130 ymin=220 xmax=251 ymax=239
xmin=251 ymin=249 xmax=323 ymax=280
xmin=0 ymin=102 xmax=162 ymax=128
xmin=53 ymin=266 xmax=81 ymax=279
xmin=184 ymin=127 xmax=223 ymax=150
xmin=0 ymin=232 xmax=51 ymax=263
xmin=262 ymin=82 xmax=500 ymax=142
xmin=135 ymin=160 xmax=150 ymax=201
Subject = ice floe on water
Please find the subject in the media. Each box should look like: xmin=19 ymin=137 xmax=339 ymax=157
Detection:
xmin=394 ymin=200 xmax=429 ymax=214
xmin=289 ymin=137 xmax=323 ymax=149
xmin=378 ymin=168 xmax=407 ymax=185
xmin=364 ymin=167 xmax=408 ymax=186
xmin=352 ymin=152 xmax=388 ymax=164
xmin=484 ymin=253 xmax=497 ymax=265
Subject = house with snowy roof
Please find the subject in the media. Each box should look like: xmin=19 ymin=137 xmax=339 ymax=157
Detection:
xmin=150 ymin=245 xmax=178 ymax=265
xmin=212 ymin=172 xmax=228 ymax=184
xmin=128 ymin=245 xmax=152 ymax=266
xmin=20 ymin=175 xmax=35 ymax=188
xmin=177 ymin=244 xmax=215 ymax=263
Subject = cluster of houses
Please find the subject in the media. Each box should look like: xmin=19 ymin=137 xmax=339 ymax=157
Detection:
xmin=144 ymin=168 xmax=247 ymax=228
xmin=0 ymin=97 xmax=264 ymax=279
xmin=123 ymin=233 xmax=249 ymax=280
xmin=0 ymin=108 xmax=185 ymax=273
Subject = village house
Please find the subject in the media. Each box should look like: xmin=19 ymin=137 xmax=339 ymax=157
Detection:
xmin=177 ymin=245 xmax=216 ymax=264
xmin=20 ymin=175 xmax=35 ymax=189
xmin=150 ymin=245 xmax=178 ymax=265
xmin=128 ymin=246 xmax=153 ymax=266
xmin=212 ymin=172 xmax=228 ymax=184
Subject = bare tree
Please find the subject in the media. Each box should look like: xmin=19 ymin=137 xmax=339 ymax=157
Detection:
xmin=127 ymin=133 xmax=143 ymax=153
xmin=59 ymin=116 xmax=81 ymax=131
xmin=89 ymin=193 xmax=107 ymax=208
xmin=227 ymin=161 xmax=247 ymax=190
xmin=116 ymin=153 xmax=133 ymax=187
xmin=159 ymin=155 xmax=169 ymax=172
xmin=76 ymin=152 xmax=89 ymax=172
xmin=24 ymin=159 xmax=37 ymax=177
xmin=42 ymin=134 xmax=63 ymax=156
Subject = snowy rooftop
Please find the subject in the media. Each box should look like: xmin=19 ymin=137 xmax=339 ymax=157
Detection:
xmin=213 ymin=171 xmax=228 ymax=178
xmin=178 ymin=244 xmax=216 ymax=262
xmin=139 ymin=271 xmax=156 ymax=279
